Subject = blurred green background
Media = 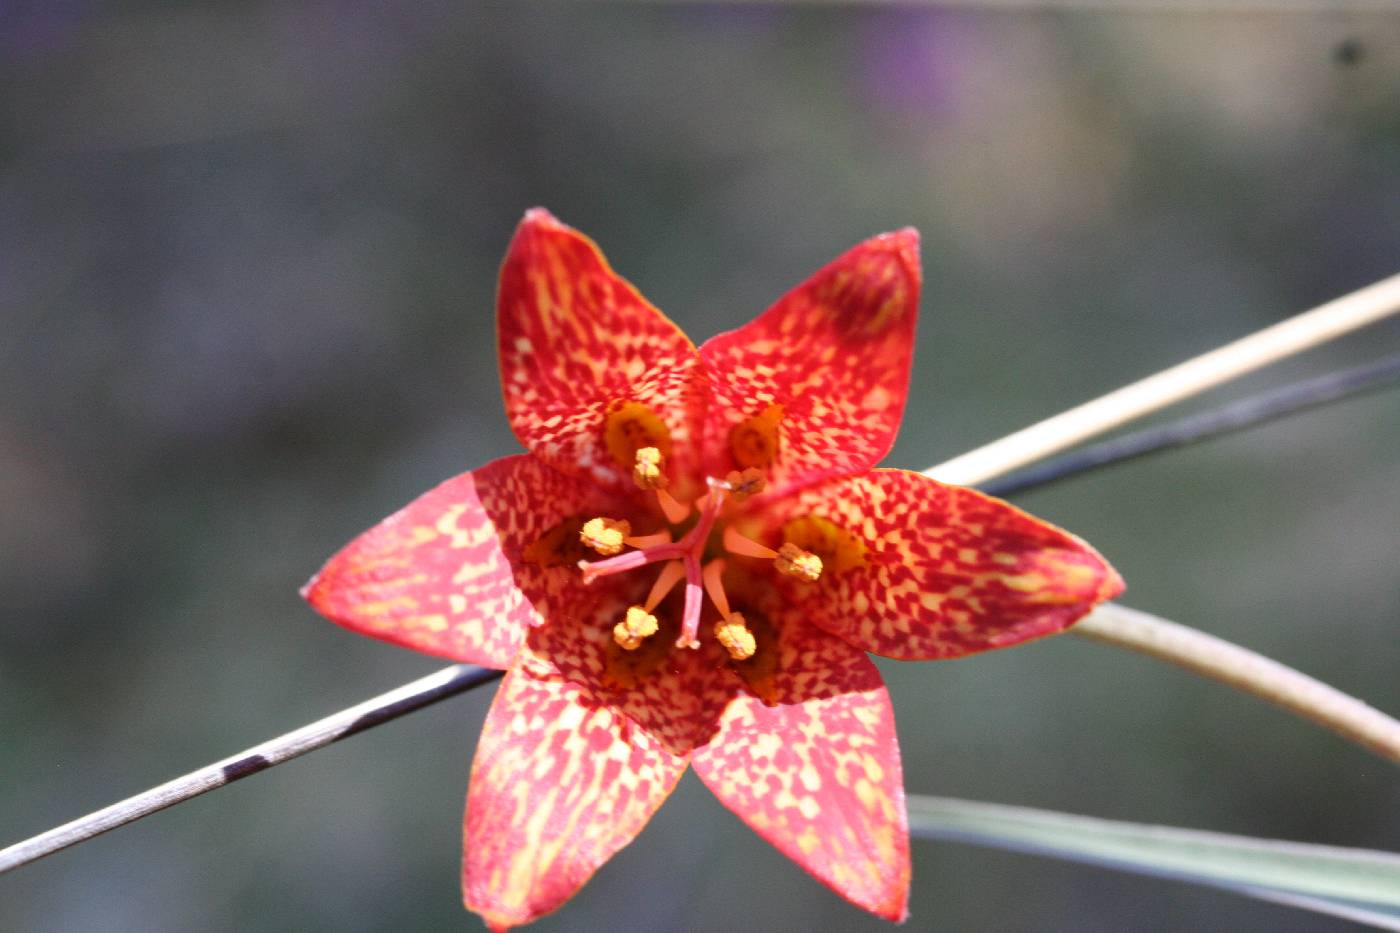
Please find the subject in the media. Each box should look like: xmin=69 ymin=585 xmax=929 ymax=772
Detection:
xmin=3 ymin=3 xmax=1399 ymax=931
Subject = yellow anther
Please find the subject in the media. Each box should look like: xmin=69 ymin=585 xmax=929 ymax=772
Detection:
xmin=580 ymin=517 xmax=631 ymax=556
xmin=632 ymin=446 xmax=668 ymax=491
xmin=613 ymin=605 xmax=659 ymax=650
xmin=775 ymin=542 xmax=823 ymax=582
xmin=714 ymin=612 xmax=757 ymax=661
xmin=725 ymin=467 xmax=766 ymax=501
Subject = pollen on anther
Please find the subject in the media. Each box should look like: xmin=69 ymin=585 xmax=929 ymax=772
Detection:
xmin=775 ymin=542 xmax=823 ymax=582
xmin=614 ymin=605 xmax=659 ymax=650
xmin=633 ymin=446 xmax=668 ymax=491
xmin=714 ymin=612 xmax=756 ymax=661
xmin=580 ymin=517 xmax=631 ymax=556
xmin=725 ymin=467 xmax=766 ymax=501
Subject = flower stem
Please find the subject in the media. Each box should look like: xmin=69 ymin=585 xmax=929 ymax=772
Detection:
xmin=927 ymin=271 xmax=1400 ymax=488
xmin=979 ymin=351 xmax=1400 ymax=497
xmin=1073 ymin=604 xmax=1400 ymax=766
xmin=0 ymin=664 xmax=501 ymax=875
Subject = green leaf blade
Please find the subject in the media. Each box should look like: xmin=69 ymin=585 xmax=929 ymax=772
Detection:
xmin=908 ymin=795 xmax=1400 ymax=929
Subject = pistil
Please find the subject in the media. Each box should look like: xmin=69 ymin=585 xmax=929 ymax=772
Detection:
xmin=579 ymin=478 xmax=732 ymax=650
xmin=723 ymin=526 xmax=824 ymax=582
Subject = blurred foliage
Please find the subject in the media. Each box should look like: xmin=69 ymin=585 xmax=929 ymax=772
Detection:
xmin=2 ymin=3 xmax=1399 ymax=931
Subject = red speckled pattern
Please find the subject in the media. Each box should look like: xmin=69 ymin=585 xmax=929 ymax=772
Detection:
xmin=498 ymin=209 xmax=707 ymax=496
xmin=760 ymin=469 xmax=1125 ymax=660
xmin=464 ymin=667 xmax=688 ymax=931
xmin=700 ymin=230 xmax=921 ymax=497
xmin=691 ymin=617 xmax=909 ymax=921
xmin=524 ymin=587 xmax=740 ymax=755
xmin=303 ymin=455 xmax=627 ymax=669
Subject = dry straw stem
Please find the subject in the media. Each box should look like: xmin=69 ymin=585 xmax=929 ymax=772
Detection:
xmin=1076 ymin=604 xmax=1400 ymax=766
xmin=927 ymin=271 xmax=1400 ymax=488
xmin=924 ymin=271 xmax=1400 ymax=768
xmin=0 ymin=664 xmax=501 ymax=874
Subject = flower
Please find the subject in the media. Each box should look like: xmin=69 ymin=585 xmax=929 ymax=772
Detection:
xmin=303 ymin=209 xmax=1123 ymax=930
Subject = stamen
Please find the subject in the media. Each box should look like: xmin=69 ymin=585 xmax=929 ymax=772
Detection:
xmin=701 ymin=559 xmax=732 ymax=619
xmin=624 ymin=529 xmax=673 ymax=550
xmin=725 ymin=467 xmax=766 ymax=501
xmin=775 ymin=542 xmax=823 ymax=582
xmin=632 ymin=446 xmax=668 ymax=490
xmin=644 ymin=560 xmax=686 ymax=612
xmin=655 ymin=486 xmax=691 ymax=524
xmin=714 ymin=612 xmax=757 ymax=661
xmin=580 ymin=517 xmax=631 ymax=556
xmin=613 ymin=605 xmax=659 ymax=651
xmin=723 ymin=525 xmax=777 ymax=560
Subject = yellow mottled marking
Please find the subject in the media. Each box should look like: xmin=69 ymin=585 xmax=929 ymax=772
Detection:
xmin=1002 ymin=572 xmax=1048 ymax=592
xmin=783 ymin=515 xmax=866 ymax=575
xmin=524 ymin=516 xmax=588 ymax=567
xmin=604 ymin=400 xmax=672 ymax=470
xmin=417 ymin=615 xmax=449 ymax=633
xmin=730 ymin=403 xmax=784 ymax=469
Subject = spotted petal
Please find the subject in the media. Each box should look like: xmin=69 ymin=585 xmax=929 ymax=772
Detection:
xmin=691 ymin=619 xmax=909 ymax=921
xmin=758 ymin=469 xmax=1124 ymax=660
xmin=464 ymin=668 xmax=688 ymax=931
xmin=303 ymin=454 xmax=625 ymax=669
xmin=700 ymin=229 xmax=921 ymax=496
xmin=524 ymin=588 xmax=739 ymax=756
xmin=498 ymin=209 xmax=707 ymax=498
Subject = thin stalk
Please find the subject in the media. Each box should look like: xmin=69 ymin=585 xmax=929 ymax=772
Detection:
xmin=0 ymin=664 xmax=501 ymax=874
xmin=1074 ymin=604 xmax=1400 ymax=765
xmin=927 ymin=271 xmax=1400 ymax=487
xmin=981 ymin=352 xmax=1400 ymax=498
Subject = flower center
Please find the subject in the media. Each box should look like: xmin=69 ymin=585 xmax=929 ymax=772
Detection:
xmin=577 ymin=448 xmax=823 ymax=658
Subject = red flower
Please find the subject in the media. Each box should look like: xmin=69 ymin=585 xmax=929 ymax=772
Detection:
xmin=304 ymin=209 xmax=1123 ymax=930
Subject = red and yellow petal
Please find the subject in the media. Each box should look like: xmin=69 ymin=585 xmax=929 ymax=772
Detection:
xmin=303 ymin=454 xmax=625 ymax=669
xmin=524 ymin=587 xmax=739 ymax=756
xmin=759 ymin=469 xmax=1124 ymax=661
xmin=700 ymin=229 xmax=921 ymax=497
xmin=691 ymin=619 xmax=909 ymax=921
xmin=464 ymin=667 xmax=688 ymax=931
xmin=497 ymin=209 xmax=708 ymax=498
